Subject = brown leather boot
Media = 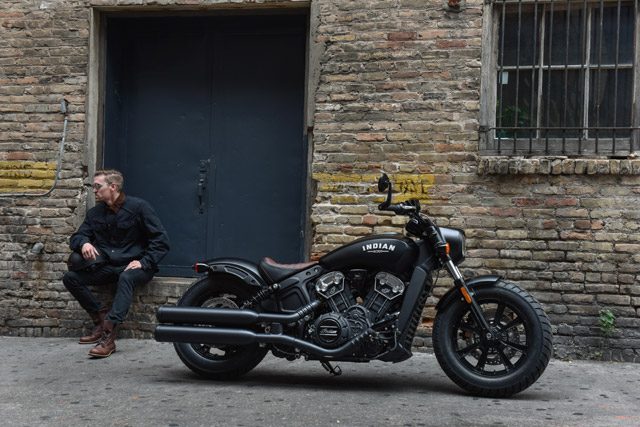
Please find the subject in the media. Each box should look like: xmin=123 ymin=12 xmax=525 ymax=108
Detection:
xmin=88 ymin=320 xmax=118 ymax=358
xmin=79 ymin=307 xmax=109 ymax=344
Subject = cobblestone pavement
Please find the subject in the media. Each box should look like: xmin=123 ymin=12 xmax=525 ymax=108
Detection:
xmin=1 ymin=337 xmax=639 ymax=427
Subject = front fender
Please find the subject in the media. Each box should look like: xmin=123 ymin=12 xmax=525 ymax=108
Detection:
xmin=198 ymin=258 xmax=266 ymax=290
xmin=435 ymin=274 xmax=502 ymax=311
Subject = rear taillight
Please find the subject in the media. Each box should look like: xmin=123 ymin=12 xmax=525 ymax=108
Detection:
xmin=193 ymin=263 xmax=209 ymax=274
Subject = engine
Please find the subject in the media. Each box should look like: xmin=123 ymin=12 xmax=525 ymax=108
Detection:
xmin=309 ymin=270 xmax=406 ymax=355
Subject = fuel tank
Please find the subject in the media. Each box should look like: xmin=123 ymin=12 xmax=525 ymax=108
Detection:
xmin=319 ymin=234 xmax=418 ymax=274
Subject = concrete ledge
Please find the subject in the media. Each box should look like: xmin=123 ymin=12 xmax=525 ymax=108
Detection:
xmin=97 ymin=276 xmax=194 ymax=339
xmin=0 ymin=277 xmax=195 ymax=339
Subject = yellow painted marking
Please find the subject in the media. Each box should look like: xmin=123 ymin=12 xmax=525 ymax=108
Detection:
xmin=0 ymin=161 xmax=56 ymax=170
xmin=313 ymin=172 xmax=435 ymax=202
xmin=0 ymin=161 xmax=56 ymax=192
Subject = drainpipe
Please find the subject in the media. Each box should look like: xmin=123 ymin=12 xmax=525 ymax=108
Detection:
xmin=1 ymin=98 xmax=71 ymax=256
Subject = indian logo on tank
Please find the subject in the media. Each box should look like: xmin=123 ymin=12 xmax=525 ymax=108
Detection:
xmin=362 ymin=242 xmax=396 ymax=254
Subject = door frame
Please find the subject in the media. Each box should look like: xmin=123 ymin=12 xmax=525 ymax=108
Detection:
xmin=86 ymin=4 xmax=319 ymax=262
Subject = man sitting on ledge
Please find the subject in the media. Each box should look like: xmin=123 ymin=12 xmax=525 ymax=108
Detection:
xmin=63 ymin=169 xmax=170 ymax=358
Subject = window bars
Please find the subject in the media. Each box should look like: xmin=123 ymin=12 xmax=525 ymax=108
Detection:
xmin=481 ymin=0 xmax=640 ymax=156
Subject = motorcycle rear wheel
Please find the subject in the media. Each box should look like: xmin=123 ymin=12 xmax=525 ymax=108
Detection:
xmin=173 ymin=276 xmax=268 ymax=380
xmin=432 ymin=281 xmax=552 ymax=397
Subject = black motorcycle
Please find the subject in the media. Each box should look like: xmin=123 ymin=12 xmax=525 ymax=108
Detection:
xmin=155 ymin=174 xmax=552 ymax=397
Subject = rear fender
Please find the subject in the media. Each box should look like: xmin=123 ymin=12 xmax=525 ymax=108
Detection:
xmin=435 ymin=275 xmax=502 ymax=311
xmin=196 ymin=258 xmax=267 ymax=290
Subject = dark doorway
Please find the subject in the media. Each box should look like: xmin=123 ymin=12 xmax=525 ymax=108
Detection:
xmin=104 ymin=15 xmax=308 ymax=276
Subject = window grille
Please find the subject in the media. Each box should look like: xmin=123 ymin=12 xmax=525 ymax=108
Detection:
xmin=480 ymin=0 xmax=640 ymax=156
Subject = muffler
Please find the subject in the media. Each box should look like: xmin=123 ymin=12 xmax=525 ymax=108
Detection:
xmin=156 ymin=300 xmax=319 ymax=326
xmin=154 ymin=324 xmax=368 ymax=359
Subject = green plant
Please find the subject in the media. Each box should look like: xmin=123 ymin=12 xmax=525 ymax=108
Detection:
xmin=496 ymin=101 xmax=532 ymax=139
xmin=599 ymin=308 xmax=616 ymax=337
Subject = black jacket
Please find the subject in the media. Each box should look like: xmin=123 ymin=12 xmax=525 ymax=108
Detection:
xmin=70 ymin=195 xmax=170 ymax=272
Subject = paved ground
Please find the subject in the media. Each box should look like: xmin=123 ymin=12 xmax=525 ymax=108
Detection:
xmin=1 ymin=337 xmax=639 ymax=427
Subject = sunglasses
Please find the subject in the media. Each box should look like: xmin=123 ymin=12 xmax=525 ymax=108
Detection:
xmin=92 ymin=182 xmax=109 ymax=191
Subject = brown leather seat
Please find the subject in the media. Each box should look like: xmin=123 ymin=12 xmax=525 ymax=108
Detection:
xmin=258 ymin=257 xmax=317 ymax=284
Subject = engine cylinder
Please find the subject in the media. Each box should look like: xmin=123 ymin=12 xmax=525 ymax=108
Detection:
xmin=315 ymin=271 xmax=356 ymax=312
xmin=364 ymin=272 xmax=406 ymax=320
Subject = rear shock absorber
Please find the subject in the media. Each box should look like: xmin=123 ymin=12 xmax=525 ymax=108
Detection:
xmin=241 ymin=283 xmax=280 ymax=308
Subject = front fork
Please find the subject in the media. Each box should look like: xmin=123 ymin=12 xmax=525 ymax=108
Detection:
xmin=444 ymin=259 xmax=496 ymax=340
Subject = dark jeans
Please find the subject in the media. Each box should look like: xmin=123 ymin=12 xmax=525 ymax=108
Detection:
xmin=62 ymin=264 xmax=154 ymax=325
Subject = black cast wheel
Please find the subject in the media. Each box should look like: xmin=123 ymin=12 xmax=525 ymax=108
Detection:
xmin=173 ymin=275 xmax=268 ymax=380
xmin=432 ymin=281 xmax=553 ymax=397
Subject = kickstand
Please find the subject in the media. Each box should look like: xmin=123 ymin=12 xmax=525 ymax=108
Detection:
xmin=320 ymin=360 xmax=342 ymax=376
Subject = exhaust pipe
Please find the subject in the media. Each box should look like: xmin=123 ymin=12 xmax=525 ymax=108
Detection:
xmin=156 ymin=300 xmax=320 ymax=326
xmin=154 ymin=325 xmax=369 ymax=359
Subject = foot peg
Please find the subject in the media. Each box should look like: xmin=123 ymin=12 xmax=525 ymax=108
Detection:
xmin=321 ymin=360 xmax=342 ymax=376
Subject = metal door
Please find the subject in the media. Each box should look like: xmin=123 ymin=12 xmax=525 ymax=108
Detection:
xmin=104 ymin=16 xmax=307 ymax=276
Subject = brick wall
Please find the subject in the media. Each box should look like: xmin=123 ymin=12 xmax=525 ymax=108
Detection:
xmin=0 ymin=0 xmax=638 ymax=361
xmin=310 ymin=0 xmax=640 ymax=361
xmin=1 ymin=0 xmax=85 ymax=336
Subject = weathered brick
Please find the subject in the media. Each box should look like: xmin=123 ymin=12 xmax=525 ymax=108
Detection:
xmin=615 ymin=244 xmax=640 ymax=253
xmin=561 ymin=294 xmax=595 ymax=304
xmin=597 ymin=295 xmax=632 ymax=305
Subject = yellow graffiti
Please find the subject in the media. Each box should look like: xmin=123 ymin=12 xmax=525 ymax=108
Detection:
xmin=0 ymin=161 xmax=56 ymax=192
xmin=313 ymin=172 xmax=435 ymax=202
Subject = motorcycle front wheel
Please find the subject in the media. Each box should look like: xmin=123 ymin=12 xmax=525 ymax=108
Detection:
xmin=432 ymin=281 xmax=552 ymax=397
xmin=173 ymin=276 xmax=268 ymax=380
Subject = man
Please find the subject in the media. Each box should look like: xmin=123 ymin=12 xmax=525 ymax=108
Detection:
xmin=63 ymin=169 xmax=170 ymax=358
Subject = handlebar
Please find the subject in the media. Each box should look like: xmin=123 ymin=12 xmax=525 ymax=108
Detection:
xmin=375 ymin=174 xmax=421 ymax=216
xmin=378 ymin=200 xmax=421 ymax=215
xmin=375 ymin=175 xmax=445 ymax=246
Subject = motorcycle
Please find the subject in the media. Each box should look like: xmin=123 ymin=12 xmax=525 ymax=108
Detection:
xmin=154 ymin=174 xmax=553 ymax=397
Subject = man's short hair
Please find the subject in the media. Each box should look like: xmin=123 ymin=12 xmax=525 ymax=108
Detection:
xmin=94 ymin=169 xmax=124 ymax=191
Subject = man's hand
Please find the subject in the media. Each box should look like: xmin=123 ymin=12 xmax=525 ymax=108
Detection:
xmin=125 ymin=260 xmax=142 ymax=271
xmin=81 ymin=243 xmax=100 ymax=260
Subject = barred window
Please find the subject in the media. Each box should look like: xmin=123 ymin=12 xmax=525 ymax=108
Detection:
xmin=480 ymin=0 xmax=639 ymax=156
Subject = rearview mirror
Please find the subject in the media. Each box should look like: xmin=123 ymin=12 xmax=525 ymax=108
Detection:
xmin=377 ymin=173 xmax=393 ymax=210
xmin=378 ymin=174 xmax=390 ymax=192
